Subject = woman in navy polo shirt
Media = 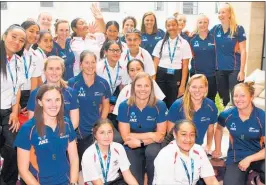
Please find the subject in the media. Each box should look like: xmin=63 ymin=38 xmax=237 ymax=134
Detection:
xmin=140 ymin=12 xmax=165 ymax=56
xmin=189 ymin=14 xmax=217 ymax=101
xmin=211 ymin=3 xmax=247 ymax=107
xmin=165 ymin=74 xmax=217 ymax=154
xmin=15 ymin=84 xmax=79 ymax=185
xmin=213 ymin=82 xmax=265 ymax=185
xmin=117 ymin=72 xmax=167 ymax=185
xmin=120 ymin=16 xmax=137 ymax=43
xmin=27 ymin=56 xmax=79 ymax=129
xmin=49 ymin=19 xmax=75 ymax=81
xmin=68 ymin=50 xmax=111 ymax=166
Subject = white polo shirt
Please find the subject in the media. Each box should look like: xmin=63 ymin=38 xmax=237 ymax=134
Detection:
xmin=33 ymin=47 xmax=47 ymax=82
xmin=153 ymin=36 xmax=192 ymax=70
xmin=1 ymin=54 xmax=25 ymax=109
xmin=120 ymin=47 xmax=156 ymax=84
xmin=82 ymin=142 xmax=131 ymax=183
xmin=71 ymin=33 xmax=105 ymax=76
xmin=21 ymin=48 xmax=42 ymax=90
xmin=113 ymin=80 xmax=165 ymax=115
xmin=153 ymin=140 xmax=215 ymax=185
xmin=96 ymin=59 xmax=127 ymax=95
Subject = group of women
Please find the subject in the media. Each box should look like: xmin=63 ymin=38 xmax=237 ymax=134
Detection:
xmin=0 ymin=2 xmax=264 ymax=185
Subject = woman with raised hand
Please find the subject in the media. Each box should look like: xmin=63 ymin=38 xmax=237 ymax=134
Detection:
xmin=164 ymin=74 xmax=217 ymax=154
xmin=140 ymin=12 xmax=165 ymax=56
xmin=213 ymin=82 xmax=265 ymax=185
xmin=153 ymin=16 xmax=192 ymax=108
xmin=189 ymin=14 xmax=217 ymax=101
xmin=27 ymin=56 xmax=79 ymax=130
xmin=153 ymin=120 xmax=219 ymax=185
xmin=211 ymin=2 xmax=247 ymax=107
xmin=82 ymin=118 xmax=138 ymax=185
xmin=117 ymin=72 xmax=167 ymax=185
xmin=120 ymin=16 xmax=137 ymax=43
xmin=14 ymin=84 xmax=79 ymax=185
xmin=49 ymin=19 xmax=75 ymax=81
xmin=0 ymin=24 xmax=26 ymax=185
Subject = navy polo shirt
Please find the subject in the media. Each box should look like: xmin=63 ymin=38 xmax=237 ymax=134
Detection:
xmin=117 ymin=100 xmax=168 ymax=133
xmin=168 ymin=98 xmax=218 ymax=145
xmin=141 ymin=29 xmax=165 ymax=56
xmin=68 ymin=73 xmax=111 ymax=138
xmin=180 ymin=32 xmax=191 ymax=43
xmin=14 ymin=117 xmax=76 ymax=185
xmin=49 ymin=38 xmax=75 ymax=80
xmin=218 ymin=106 xmax=265 ymax=165
xmin=210 ymin=24 xmax=246 ymax=70
xmin=190 ymin=32 xmax=216 ymax=77
xmin=27 ymin=86 xmax=79 ymax=120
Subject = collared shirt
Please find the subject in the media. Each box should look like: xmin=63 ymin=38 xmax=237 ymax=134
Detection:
xmin=113 ymin=80 xmax=165 ymax=115
xmin=49 ymin=38 xmax=75 ymax=80
xmin=120 ymin=47 xmax=156 ymax=84
xmin=21 ymin=48 xmax=42 ymax=90
xmin=210 ymin=24 xmax=246 ymax=70
xmin=218 ymin=106 xmax=265 ymax=165
xmin=27 ymin=86 xmax=79 ymax=119
xmin=96 ymin=59 xmax=128 ymax=94
xmin=33 ymin=47 xmax=47 ymax=82
xmin=141 ymin=29 xmax=165 ymax=56
xmin=190 ymin=32 xmax=216 ymax=77
xmin=1 ymin=54 xmax=25 ymax=109
xmin=68 ymin=73 xmax=111 ymax=138
xmin=153 ymin=141 xmax=215 ymax=185
xmin=180 ymin=32 xmax=191 ymax=43
xmin=153 ymin=36 xmax=192 ymax=70
xmin=14 ymin=117 xmax=76 ymax=185
xmin=82 ymin=142 xmax=131 ymax=182
xmin=168 ymin=98 xmax=218 ymax=145
xmin=117 ymin=100 xmax=168 ymax=133
xmin=71 ymin=33 xmax=105 ymax=76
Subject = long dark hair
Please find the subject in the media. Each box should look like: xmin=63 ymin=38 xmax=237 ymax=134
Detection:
xmin=1 ymin=24 xmax=26 ymax=78
xmin=32 ymin=30 xmax=52 ymax=50
xmin=100 ymin=21 xmax=120 ymax=59
xmin=70 ymin=17 xmax=81 ymax=38
xmin=100 ymin=40 xmax=122 ymax=60
xmin=34 ymin=84 xmax=65 ymax=137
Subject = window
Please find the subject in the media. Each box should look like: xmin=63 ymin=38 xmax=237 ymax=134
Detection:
xmin=99 ymin=2 xmax=119 ymax=12
xmin=215 ymin=2 xmax=219 ymax=14
xmin=1 ymin=2 xmax=7 ymax=10
xmin=183 ymin=2 xmax=198 ymax=15
xmin=40 ymin=2 xmax=53 ymax=7
xmin=154 ymin=2 xmax=164 ymax=11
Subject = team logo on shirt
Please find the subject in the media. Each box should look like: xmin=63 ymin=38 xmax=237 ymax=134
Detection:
xmin=129 ymin=112 xmax=137 ymax=122
xmin=193 ymin=41 xmax=199 ymax=47
xmin=208 ymin=43 xmax=215 ymax=46
xmin=248 ymin=127 xmax=260 ymax=133
xmin=230 ymin=122 xmax=236 ymax=131
xmin=78 ymin=87 xmax=86 ymax=97
xmin=217 ymin=31 xmax=221 ymax=37
xmin=38 ymin=135 xmax=48 ymax=145
xmin=142 ymin=37 xmax=148 ymax=42
xmin=155 ymin=36 xmax=162 ymax=40
xmin=60 ymin=133 xmax=69 ymax=139
xmin=94 ymin=92 xmax=103 ymax=96
xmin=200 ymin=117 xmax=210 ymax=122
xmin=146 ymin=116 xmax=156 ymax=121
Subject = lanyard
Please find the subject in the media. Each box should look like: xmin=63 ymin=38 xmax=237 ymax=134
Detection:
xmin=37 ymin=48 xmax=46 ymax=58
xmin=95 ymin=143 xmax=111 ymax=184
xmin=168 ymin=37 xmax=179 ymax=64
xmin=104 ymin=60 xmax=119 ymax=94
xmin=126 ymin=49 xmax=131 ymax=62
xmin=180 ymin=158 xmax=194 ymax=185
xmin=6 ymin=57 xmax=18 ymax=94
xmin=22 ymin=55 xmax=32 ymax=79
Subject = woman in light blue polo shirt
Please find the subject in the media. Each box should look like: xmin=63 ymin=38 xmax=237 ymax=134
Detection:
xmin=213 ymin=82 xmax=265 ymax=185
xmin=14 ymin=84 xmax=79 ymax=185
xmin=117 ymin=72 xmax=167 ymax=185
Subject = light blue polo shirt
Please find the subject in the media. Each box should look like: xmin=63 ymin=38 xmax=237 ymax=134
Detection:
xmin=168 ymin=98 xmax=218 ymax=145
xmin=68 ymin=73 xmax=111 ymax=138
xmin=218 ymin=106 xmax=265 ymax=165
xmin=210 ymin=24 xmax=246 ymax=70
xmin=14 ymin=117 xmax=76 ymax=185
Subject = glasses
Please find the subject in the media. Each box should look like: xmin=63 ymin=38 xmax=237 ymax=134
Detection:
xmin=108 ymin=49 xmax=121 ymax=54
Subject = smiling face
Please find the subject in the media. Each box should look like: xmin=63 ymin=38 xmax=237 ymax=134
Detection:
xmin=4 ymin=28 xmax=26 ymax=55
xmin=123 ymin=19 xmax=135 ymax=34
xmin=134 ymin=76 xmax=151 ymax=101
xmin=197 ymin=16 xmax=209 ymax=33
xmin=56 ymin=22 xmax=70 ymax=41
xmin=165 ymin=18 xmax=178 ymax=37
xmin=25 ymin=25 xmax=40 ymax=45
xmin=105 ymin=43 xmax=121 ymax=63
xmin=188 ymin=78 xmax=207 ymax=101
xmin=106 ymin=24 xmax=119 ymax=41
xmin=38 ymin=32 xmax=53 ymax=53
xmin=74 ymin=19 xmax=88 ymax=37
xmin=38 ymin=13 xmax=52 ymax=31
xmin=233 ymin=86 xmax=253 ymax=111
xmin=144 ymin=14 xmax=155 ymax=31
xmin=95 ymin=123 xmax=114 ymax=147
xmin=177 ymin=14 xmax=187 ymax=31
xmin=81 ymin=54 xmax=97 ymax=75
xmin=44 ymin=59 xmax=63 ymax=84
xmin=218 ymin=4 xmax=231 ymax=24
xmin=126 ymin=32 xmax=141 ymax=51
xmin=38 ymin=89 xmax=62 ymax=118
xmin=128 ymin=61 xmax=144 ymax=80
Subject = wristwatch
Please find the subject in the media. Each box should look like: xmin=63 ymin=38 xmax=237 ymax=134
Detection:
xmin=140 ymin=140 xmax=145 ymax=147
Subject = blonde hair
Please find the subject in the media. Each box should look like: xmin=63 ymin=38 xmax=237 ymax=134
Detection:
xmin=195 ymin=14 xmax=209 ymax=34
xmin=183 ymin=74 xmax=208 ymax=121
xmin=127 ymin=72 xmax=157 ymax=107
xmin=232 ymin=82 xmax=255 ymax=106
xmin=220 ymin=3 xmax=238 ymax=38
xmin=44 ymin=56 xmax=67 ymax=88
